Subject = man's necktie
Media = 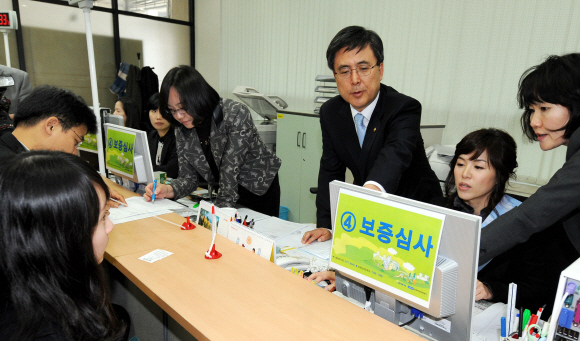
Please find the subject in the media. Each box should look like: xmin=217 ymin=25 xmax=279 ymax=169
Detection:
xmin=354 ymin=113 xmax=365 ymax=147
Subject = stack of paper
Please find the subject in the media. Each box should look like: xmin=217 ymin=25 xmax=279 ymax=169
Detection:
xmin=275 ymin=225 xmax=332 ymax=260
xmin=109 ymin=197 xmax=186 ymax=224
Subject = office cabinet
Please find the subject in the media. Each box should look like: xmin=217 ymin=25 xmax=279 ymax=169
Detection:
xmin=276 ymin=113 xmax=322 ymax=223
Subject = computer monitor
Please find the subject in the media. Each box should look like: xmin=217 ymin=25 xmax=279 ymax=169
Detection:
xmin=104 ymin=113 xmax=124 ymax=126
xmin=328 ymin=181 xmax=481 ymax=341
xmin=78 ymin=107 xmax=113 ymax=171
xmin=103 ymin=123 xmax=154 ymax=184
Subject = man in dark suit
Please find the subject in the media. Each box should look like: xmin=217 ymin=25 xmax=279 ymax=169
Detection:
xmin=0 ymin=85 xmax=128 ymax=207
xmin=302 ymin=26 xmax=442 ymax=244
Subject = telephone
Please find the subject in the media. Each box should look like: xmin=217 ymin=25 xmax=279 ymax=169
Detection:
xmin=275 ymin=256 xmax=310 ymax=271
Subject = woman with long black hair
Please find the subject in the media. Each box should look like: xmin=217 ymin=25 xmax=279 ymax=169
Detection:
xmin=0 ymin=151 xmax=127 ymax=340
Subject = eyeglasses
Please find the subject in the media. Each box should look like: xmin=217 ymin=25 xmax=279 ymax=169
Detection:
xmin=70 ymin=127 xmax=84 ymax=148
xmin=165 ymin=108 xmax=188 ymax=116
xmin=335 ymin=63 xmax=380 ymax=79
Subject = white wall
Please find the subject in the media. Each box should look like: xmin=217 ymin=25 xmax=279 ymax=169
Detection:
xmin=218 ymin=0 xmax=580 ymax=182
xmin=119 ymin=15 xmax=190 ymax=80
xmin=18 ymin=0 xmax=113 ymax=34
xmin=194 ymin=0 xmax=220 ymax=91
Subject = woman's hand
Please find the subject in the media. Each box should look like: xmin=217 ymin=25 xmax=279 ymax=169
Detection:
xmin=143 ymin=183 xmax=175 ymax=201
xmin=108 ymin=189 xmax=127 ymax=208
xmin=475 ymin=280 xmax=493 ymax=301
xmin=308 ymin=271 xmax=336 ymax=292
xmin=301 ymin=228 xmax=332 ymax=244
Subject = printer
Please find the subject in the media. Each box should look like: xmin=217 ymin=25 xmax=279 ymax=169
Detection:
xmin=426 ymin=144 xmax=455 ymax=189
xmin=233 ymin=86 xmax=288 ymax=154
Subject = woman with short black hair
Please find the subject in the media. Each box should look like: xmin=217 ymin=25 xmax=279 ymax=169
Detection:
xmin=0 ymin=151 xmax=127 ymax=341
xmin=143 ymin=66 xmax=281 ymax=216
xmin=480 ymin=53 xmax=580 ymax=267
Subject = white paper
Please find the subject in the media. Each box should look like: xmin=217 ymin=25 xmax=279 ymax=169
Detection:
xmin=132 ymin=196 xmax=185 ymax=210
xmin=276 ymin=225 xmax=331 ymax=260
xmin=139 ymin=249 xmax=173 ymax=263
xmin=471 ymin=302 xmax=505 ymax=339
xmin=109 ymin=197 xmax=186 ymax=224
xmin=252 ymin=217 xmax=309 ymax=240
xmin=299 ymin=241 xmax=332 ymax=260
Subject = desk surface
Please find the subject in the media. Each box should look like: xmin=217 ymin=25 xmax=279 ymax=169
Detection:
xmin=104 ymin=179 xmax=422 ymax=341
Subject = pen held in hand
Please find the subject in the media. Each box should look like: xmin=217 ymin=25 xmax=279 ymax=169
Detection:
xmin=110 ymin=198 xmax=128 ymax=207
xmin=152 ymin=179 xmax=158 ymax=204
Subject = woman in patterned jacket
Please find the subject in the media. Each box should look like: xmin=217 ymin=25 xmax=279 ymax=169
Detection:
xmin=144 ymin=66 xmax=281 ymax=216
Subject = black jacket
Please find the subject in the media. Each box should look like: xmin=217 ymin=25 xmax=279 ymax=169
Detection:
xmin=316 ymin=84 xmax=441 ymax=229
xmin=147 ymin=128 xmax=179 ymax=179
xmin=0 ymin=132 xmax=27 ymax=161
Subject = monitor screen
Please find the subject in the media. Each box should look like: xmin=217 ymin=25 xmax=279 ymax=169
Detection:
xmin=104 ymin=123 xmax=154 ymax=184
xmin=327 ymin=181 xmax=481 ymax=341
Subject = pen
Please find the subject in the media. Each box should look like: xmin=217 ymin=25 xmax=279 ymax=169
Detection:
xmin=519 ymin=307 xmax=524 ymax=337
xmin=152 ymin=179 xmax=157 ymax=203
xmin=536 ymin=304 xmax=545 ymax=321
xmin=109 ymin=198 xmax=128 ymax=207
xmin=501 ymin=317 xmax=507 ymax=338
xmin=513 ymin=313 xmax=520 ymax=336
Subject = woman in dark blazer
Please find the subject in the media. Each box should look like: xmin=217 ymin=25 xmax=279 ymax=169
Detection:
xmin=143 ymin=66 xmax=281 ymax=216
xmin=146 ymin=93 xmax=178 ymax=179
xmin=478 ymin=54 xmax=580 ymax=272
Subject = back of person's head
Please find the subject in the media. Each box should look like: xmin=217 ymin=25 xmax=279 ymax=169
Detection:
xmin=444 ymin=128 xmax=518 ymax=211
xmin=0 ymin=151 xmax=124 ymax=341
xmin=159 ymin=65 xmax=220 ymax=126
xmin=13 ymin=85 xmax=97 ymax=134
xmin=117 ymin=97 xmax=141 ymax=130
xmin=146 ymin=92 xmax=160 ymax=112
xmin=518 ymin=53 xmax=580 ymax=141
xmin=326 ymin=26 xmax=384 ymax=71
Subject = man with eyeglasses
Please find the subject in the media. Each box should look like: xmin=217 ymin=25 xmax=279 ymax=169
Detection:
xmin=302 ymin=26 xmax=442 ymax=244
xmin=0 ymin=85 xmax=128 ymax=207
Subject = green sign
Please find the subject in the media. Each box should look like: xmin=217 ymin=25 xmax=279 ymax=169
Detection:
xmin=331 ymin=189 xmax=444 ymax=307
xmin=106 ymin=128 xmax=135 ymax=177
xmin=78 ymin=133 xmax=98 ymax=151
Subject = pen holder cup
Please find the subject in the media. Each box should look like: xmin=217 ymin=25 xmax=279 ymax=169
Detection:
xmin=279 ymin=206 xmax=289 ymax=220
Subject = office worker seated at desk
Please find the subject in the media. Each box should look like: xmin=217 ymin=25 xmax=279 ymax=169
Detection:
xmin=432 ymin=128 xmax=564 ymax=316
xmin=477 ymin=54 xmax=580 ymax=302
xmin=0 ymin=85 xmax=127 ymax=208
xmin=302 ymin=26 xmax=441 ymax=244
xmin=144 ymin=66 xmax=281 ymax=216
xmin=310 ymin=129 xmax=565 ymax=315
xmin=146 ymin=93 xmax=178 ymax=178
xmin=0 ymin=151 xmax=128 ymax=341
